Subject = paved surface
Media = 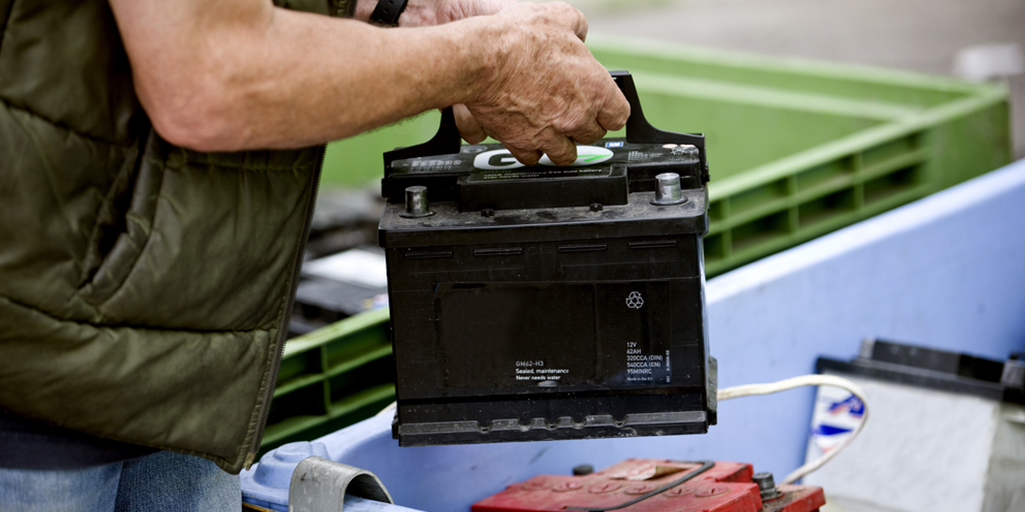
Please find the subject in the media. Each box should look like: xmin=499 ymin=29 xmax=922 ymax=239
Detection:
xmin=581 ymin=0 xmax=1025 ymax=159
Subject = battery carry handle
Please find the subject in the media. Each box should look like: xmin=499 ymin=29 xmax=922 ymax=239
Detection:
xmin=383 ymin=71 xmax=708 ymax=183
xmin=611 ymin=71 xmax=708 ymax=182
xmin=382 ymin=106 xmax=461 ymax=173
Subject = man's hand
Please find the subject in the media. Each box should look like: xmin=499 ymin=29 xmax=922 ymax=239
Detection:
xmin=389 ymin=1 xmax=630 ymax=165
xmin=392 ymin=0 xmax=517 ymax=27
xmin=381 ymin=0 xmax=627 ymax=161
xmin=463 ymin=3 xmax=629 ymax=165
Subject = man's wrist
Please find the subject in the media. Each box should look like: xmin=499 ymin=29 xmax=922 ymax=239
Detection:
xmin=353 ymin=0 xmax=375 ymax=22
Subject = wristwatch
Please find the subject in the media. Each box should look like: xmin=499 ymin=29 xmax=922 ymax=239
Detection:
xmin=370 ymin=0 xmax=409 ymax=26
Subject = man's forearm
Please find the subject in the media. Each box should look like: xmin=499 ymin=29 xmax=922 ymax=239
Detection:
xmin=110 ymin=0 xmax=628 ymax=164
xmin=113 ymin=0 xmax=497 ymax=151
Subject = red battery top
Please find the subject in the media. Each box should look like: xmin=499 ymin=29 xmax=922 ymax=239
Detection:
xmin=472 ymin=459 xmax=824 ymax=512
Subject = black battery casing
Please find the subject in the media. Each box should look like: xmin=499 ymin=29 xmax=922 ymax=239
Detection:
xmin=378 ymin=72 xmax=717 ymax=446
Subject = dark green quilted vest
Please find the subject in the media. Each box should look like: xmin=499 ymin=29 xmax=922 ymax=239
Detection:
xmin=0 ymin=0 xmax=346 ymax=473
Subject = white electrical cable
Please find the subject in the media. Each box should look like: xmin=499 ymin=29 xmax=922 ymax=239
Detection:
xmin=717 ymin=374 xmax=869 ymax=485
xmin=377 ymin=375 xmax=865 ymax=484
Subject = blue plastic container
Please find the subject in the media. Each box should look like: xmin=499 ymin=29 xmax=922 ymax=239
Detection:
xmin=243 ymin=159 xmax=1025 ymax=512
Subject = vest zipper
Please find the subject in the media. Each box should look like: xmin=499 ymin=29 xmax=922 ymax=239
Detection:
xmin=245 ymin=145 xmax=326 ymax=470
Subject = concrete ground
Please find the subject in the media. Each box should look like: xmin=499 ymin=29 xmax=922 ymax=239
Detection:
xmin=578 ymin=0 xmax=1025 ymax=159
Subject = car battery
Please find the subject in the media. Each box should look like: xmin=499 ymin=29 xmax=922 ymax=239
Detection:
xmin=471 ymin=459 xmax=825 ymax=512
xmin=378 ymin=72 xmax=716 ymax=446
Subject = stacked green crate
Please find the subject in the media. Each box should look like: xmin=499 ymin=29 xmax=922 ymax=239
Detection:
xmin=260 ymin=309 xmax=394 ymax=453
xmin=263 ymin=37 xmax=1011 ymax=450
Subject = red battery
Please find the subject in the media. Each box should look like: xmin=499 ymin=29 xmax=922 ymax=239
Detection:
xmin=472 ymin=459 xmax=825 ymax=512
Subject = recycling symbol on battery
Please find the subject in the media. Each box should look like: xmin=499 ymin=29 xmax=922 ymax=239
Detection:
xmin=625 ymin=291 xmax=644 ymax=309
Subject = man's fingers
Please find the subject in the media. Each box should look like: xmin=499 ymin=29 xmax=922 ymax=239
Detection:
xmin=510 ymin=136 xmax=577 ymax=167
xmin=547 ymin=1 xmax=588 ymax=42
xmin=566 ymin=120 xmax=606 ymax=146
xmin=453 ymin=104 xmax=487 ymax=144
xmin=542 ymin=134 xmax=578 ymax=166
xmin=571 ymin=7 xmax=588 ymax=41
xmin=574 ymin=12 xmax=588 ymax=42
xmin=508 ymin=146 xmax=543 ymax=166
xmin=467 ymin=2 xmax=614 ymax=167
xmin=596 ymin=88 xmax=631 ymax=131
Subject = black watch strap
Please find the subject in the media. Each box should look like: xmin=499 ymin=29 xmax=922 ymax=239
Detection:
xmin=370 ymin=0 xmax=408 ymax=26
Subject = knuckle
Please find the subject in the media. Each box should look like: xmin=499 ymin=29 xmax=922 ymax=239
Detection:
xmin=546 ymin=143 xmax=577 ymax=165
xmin=507 ymin=144 xmax=540 ymax=165
xmin=577 ymin=127 xmax=605 ymax=145
xmin=616 ymin=107 xmax=630 ymax=128
xmin=519 ymin=154 xmax=541 ymax=166
xmin=551 ymin=116 xmax=578 ymax=135
xmin=462 ymin=130 xmax=486 ymax=144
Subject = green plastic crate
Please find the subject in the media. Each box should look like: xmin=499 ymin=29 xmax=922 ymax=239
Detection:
xmin=322 ymin=36 xmax=1011 ymax=276
xmin=267 ymin=38 xmax=1011 ymax=449
xmin=261 ymin=308 xmax=394 ymax=453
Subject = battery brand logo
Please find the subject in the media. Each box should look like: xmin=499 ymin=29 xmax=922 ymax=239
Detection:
xmin=474 ymin=149 xmax=523 ymax=170
xmin=473 ymin=146 xmax=614 ymax=170
xmin=625 ymin=291 xmax=644 ymax=309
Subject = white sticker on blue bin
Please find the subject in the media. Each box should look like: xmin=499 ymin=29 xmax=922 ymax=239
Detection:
xmin=808 ymin=386 xmax=865 ymax=458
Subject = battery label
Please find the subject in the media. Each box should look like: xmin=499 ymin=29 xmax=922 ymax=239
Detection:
xmin=514 ymin=361 xmax=571 ymax=385
xmin=434 ymin=281 xmax=678 ymax=391
xmin=393 ymin=154 xmax=467 ymax=173
xmin=390 ymin=141 xmax=697 ymax=178
xmin=626 ymin=147 xmax=697 ymax=163
xmin=626 ymin=343 xmax=670 ymax=383
xmin=468 ymin=167 xmax=609 ymax=182
xmin=472 ymin=147 xmax=613 ymax=170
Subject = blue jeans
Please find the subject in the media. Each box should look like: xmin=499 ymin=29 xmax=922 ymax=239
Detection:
xmin=0 ymin=451 xmax=240 ymax=512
